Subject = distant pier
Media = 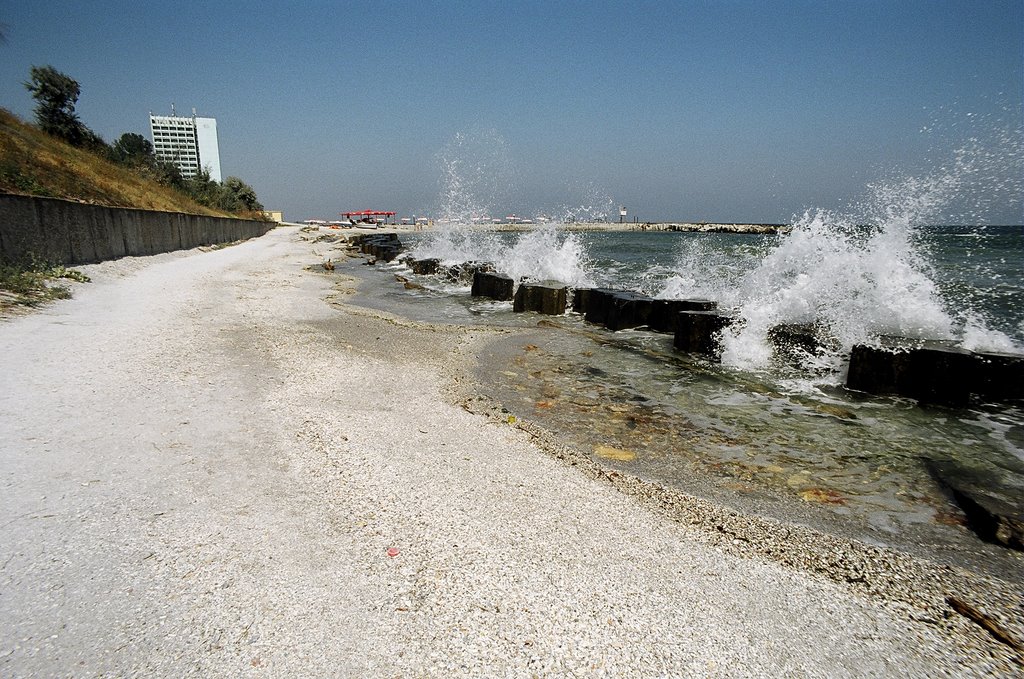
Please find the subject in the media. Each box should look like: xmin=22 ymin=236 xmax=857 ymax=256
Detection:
xmin=489 ymin=221 xmax=789 ymax=234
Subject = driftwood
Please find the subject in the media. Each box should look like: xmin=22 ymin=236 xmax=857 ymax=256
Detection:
xmin=947 ymin=595 xmax=1024 ymax=660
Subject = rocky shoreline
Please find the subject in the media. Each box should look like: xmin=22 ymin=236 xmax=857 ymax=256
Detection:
xmin=447 ymin=367 xmax=1024 ymax=669
xmin=2 ymin=226 xmax=1020 ymax=676
xmin=326 ymin=227 xmax=1024 ymax=671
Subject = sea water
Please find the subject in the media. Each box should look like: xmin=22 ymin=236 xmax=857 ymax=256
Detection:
xmin=340 ymin=123 xmax=1023 ymax=574
xmin=344 ymin=219 xmax=1023 ymax=576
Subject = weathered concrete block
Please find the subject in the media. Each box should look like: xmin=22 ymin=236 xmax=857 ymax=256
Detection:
xmin=604 ymin=291 xmax=654 ymax=331
xmin=846 ymin=338 xmax=975 ymax=406
xmin=570 ymin=288 xmax=601 ymax=316
xmin=367 ymin=242 xmax=399 ymax=261
xmin=648 ymin=299 xmax=717 ymax=333
xmin=444 ymin=261 xmax=494 ymax=283
xmin=674 ymin=310 xmax=735 ymax=358
xmin=767 ymin=323 xmax=827 ymax=364
xmin=925 ymin=458 xmax=1024 ymax=551
xmin=349 ymin=232 xmax=398 ymax=247
xmin=513 ymin=281 xmax=567 ymax=315
xmin=471 ymin=271 xmax=514 ymax=300
xmin=354 ymin=234 xmax=404 ymax=263
xmin=576 ymin=289 xmax=697 ymax=331
xmin=971 ymin=351 xmax=1024 ymax=401
xmin=577 ymin=288 xmax=620 ymax=325
xmin=409 ymin=258 xmax=441 ymax=275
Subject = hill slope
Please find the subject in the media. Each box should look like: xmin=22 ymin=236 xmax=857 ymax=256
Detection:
xmin=0 ymin=108 xmax=228 ymax=216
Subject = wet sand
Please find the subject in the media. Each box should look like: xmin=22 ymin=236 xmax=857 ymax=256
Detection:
xmin=1 ymin=225 xmax=1020 ymax=676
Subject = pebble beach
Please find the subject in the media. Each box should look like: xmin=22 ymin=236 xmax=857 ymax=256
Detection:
xmin=1 ymin=225 xmax=1021 ymax=676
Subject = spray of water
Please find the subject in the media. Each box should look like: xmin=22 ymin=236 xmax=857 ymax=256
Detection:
xmin=556 ymin=182 xmax=616 ymax=224
xmin=496 ymin=227 xmax=594 ymax=285
xmin=719 ymin=205 xmax=956 ymax=371
xmin=414 ymin=131 xmax=611 ymax=286
xmin=434 ymin=129 xmax=518 ymax=224
xmin=658 ymin=237 xmax=769 ymax=304
xmin=411 ymin=225 xmax=594 ymax=287
xmin=659 ymin=126 xmax=1022 ymax=373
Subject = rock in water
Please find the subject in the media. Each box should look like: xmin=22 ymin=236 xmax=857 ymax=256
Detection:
xmin=513 ymin=281 xmax=567 ymax=315
xmin=924 ymin=458 xmax=1024 ymax=551
xmin=471 ymin=271 xmax=514 ymax=301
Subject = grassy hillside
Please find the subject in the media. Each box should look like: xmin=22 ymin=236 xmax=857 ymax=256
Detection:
xmin=0 ymin=108 xmax=228 ymax=216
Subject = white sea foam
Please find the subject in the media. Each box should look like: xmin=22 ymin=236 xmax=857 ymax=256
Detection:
xmin=659 ymin=134 xmax=1022 ymax=374
xmin=720 ymin=205 xmax=956 ymax=371
xmin=421 ymin=119 xmax=1021 ymax=375
xmin=495 ymin=227 xmax=594 ymax=286
xmin=657 ymin=238 xmax=765 ymax=305
xmin=434 ymin=130 xmax=517 ymax=224
xmin=960 ymin=313 xmax=1020 ymax=353
xmin=411 ymin=225 xmax=595 ymax=287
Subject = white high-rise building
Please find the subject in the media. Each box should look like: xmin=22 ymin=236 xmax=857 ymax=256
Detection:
xmin=149 ymin=109 xmax=222 ymax=182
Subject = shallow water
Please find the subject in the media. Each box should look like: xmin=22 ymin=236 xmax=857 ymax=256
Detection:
xmin=341 ymin=224 xmax=1023 ymax=575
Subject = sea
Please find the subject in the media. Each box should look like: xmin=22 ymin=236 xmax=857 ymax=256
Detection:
xmin=333 ymin=124 xmax=1024 ymax=575
xmin=340 ymin=214 xmax=1023 ymax=578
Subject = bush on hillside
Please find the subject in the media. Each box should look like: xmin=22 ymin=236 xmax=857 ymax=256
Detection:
xmin=17 ymin=66 xmax=266 ymax=217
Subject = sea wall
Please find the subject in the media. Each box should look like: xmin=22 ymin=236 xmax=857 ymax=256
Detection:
xmin=0 ymin=193 xmax=274 ymax=265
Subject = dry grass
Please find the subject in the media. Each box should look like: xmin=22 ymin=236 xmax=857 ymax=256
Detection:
xmin=0 ymin=109 xmax=241 ymax=310
xmin=0 ymin=108 xmax=229 ymax=216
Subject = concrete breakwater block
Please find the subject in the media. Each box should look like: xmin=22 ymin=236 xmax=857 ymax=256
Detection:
xmin=603 ymin=291 xmax=655 ymax=331
xmin=570 ymin=288 xmax=615 ymax=319
xmin=972 ymin=351 xmax=1024 ymax=401
xmin=767 ymin=323 xmax=820 ymax=353
xmin=513 ymin=281 xmax=567 ymax=315
xmin=673 ymin=310 xmax=735 ymax=358
xmin=471 ymin=271 xmax=514 ymax=301
xmin=444 ymin=261 xmax=494 ymax=283
xmin=648 ymin=299 xmax=717 ymax=333
xmin=847 ymin=338 xmax=977 ymax=406
xmin=573 ymin=290 xmax=718 ymax=334
xmin=766 ymin=323 xmax=836 ymax=366
xmin=349 ymin=232 xmax=399 ymax=246
xmin=407 ymin=258 xmax=442 ymax=275
xmin=352 ymin=233 xmax=404 ymax=263
xmin=848 ymin=341 xmax=1024 ymax=405
xmin=571 ymin=288 xmax=653 ymax=330
xmin=925 ymin=458 xmax=1024 ymax=551
xmin=373 ymin=244 xmax=402 ymax=262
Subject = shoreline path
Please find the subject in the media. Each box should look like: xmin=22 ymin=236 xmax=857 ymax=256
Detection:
xmin=0 ymin=226 xmax=1003 ymax=676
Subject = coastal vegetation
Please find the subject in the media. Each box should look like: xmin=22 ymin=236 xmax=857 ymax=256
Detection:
xmin=0 ymin=107 xmax=221 ymax=214
xmin=0 ymin=258 xmax=89 ymax=312
xmin=7 ymin=65 xmax=264 ymax=216
xmin=1 ymin=65 xmax=268 ymax=309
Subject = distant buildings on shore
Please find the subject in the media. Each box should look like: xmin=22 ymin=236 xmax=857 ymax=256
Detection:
xmin=148 ymin=107 xmax=222 ymax=182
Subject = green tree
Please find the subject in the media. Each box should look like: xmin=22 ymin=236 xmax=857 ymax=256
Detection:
xmin=110 ymin=132 xmax=154 ymax=166
xmin=184 ymin=168 xmax=222 ymax=207
xmin=151 ymin=160 xmax=185 ymax=189
xmin=24 ymin=65 xmax=85 ymax=144
xmin=78 ymin=127 xmax=109 ymax=154
xmin=221 ymin=176 xmax=264 ymax=212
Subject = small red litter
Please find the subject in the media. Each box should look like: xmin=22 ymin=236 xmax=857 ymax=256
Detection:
xmin=386 ymin=547 xmax=400 ymax=557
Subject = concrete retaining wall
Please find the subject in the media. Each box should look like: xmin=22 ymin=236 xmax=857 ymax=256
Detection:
xmin=0 ymin=193 xmax=274 ymax=265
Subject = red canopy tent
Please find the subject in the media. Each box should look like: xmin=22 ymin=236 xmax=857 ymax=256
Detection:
xmin=341 ymin=210 xmax=396 ymax=224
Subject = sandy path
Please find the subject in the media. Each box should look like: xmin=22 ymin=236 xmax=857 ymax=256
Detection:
xmin=0 ymin=227 xmax=1001 ymax=676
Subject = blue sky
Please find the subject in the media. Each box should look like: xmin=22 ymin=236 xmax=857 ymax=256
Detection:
xmin=1 ymin=1 xmax=1021 ymax=223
